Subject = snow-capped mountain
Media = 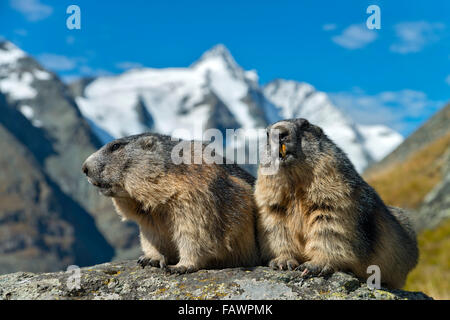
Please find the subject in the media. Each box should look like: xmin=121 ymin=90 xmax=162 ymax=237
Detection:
xmin=0 ymin=41 xmax=51 ymax=125
xmin=74 ymin=44 xmax=402 ymax=172
xmin=356 ymin=124 xmax=404 ymax=162
xmin=76 ymin=45 xmax=273 ymax=141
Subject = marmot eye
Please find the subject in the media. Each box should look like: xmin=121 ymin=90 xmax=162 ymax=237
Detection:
xmin=301 ymin=120 xmax=310 ymax=129
xmin=110 ymin=143 xmax=121 ymax=152
xmin=279 ymin=131 xmax=289 ymax=141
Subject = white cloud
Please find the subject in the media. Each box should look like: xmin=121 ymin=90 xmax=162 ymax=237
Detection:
xmin=14 ymin=29 xmax=28 ymax=36
xmin=332 ymin=24 xmax=377 ymax=49
xmin=79 ymin=65 xmax=113 ymax=77
xmin=322 ymin=23 xmax=337 ymax=31
xmin=37 ymin=53 xmax=77 ymax=71
xmin=329 ymin=88 xmax=443 ymax=135
xmin=36 ymin=51 xmax=113 ymax=81
xmin=115 ymin=61 xmax=144 ymax=70
xmin=390 ymin=21 xmax=445 ymax=54
xmin=61 ymin=74 xmax=81 ymax=84
xmin=10 ymin=0 xmax=53 ymax=22
xmin=61 ymin=67 xmax=113 ymax=84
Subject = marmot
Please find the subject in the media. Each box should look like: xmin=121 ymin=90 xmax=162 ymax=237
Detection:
xmin=82 ymin=133 xmax=259 ymax=273
xmin=255 ymin=118 xmax=418 ymax=288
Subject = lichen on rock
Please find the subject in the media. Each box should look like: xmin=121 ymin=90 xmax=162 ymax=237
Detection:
xmin=0 ymin=260 xmax=432 ymax=300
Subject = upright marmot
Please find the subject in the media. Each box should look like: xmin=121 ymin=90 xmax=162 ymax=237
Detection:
xmin=255 ymin=118 xmax=418 ymax=288
xmin=82 ymin=133 xmax=259 ymax=273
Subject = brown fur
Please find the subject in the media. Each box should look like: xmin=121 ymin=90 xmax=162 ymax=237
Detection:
xmin=82 ymin=133 xmax=259 ymax=273
xmin=255 ymin=119 xmax=418 ymax=288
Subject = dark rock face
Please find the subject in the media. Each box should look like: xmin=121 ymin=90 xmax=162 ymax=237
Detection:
xmin=413 ymin=151 xmax=450 ymax=231
xmin=0 ymin=41 xmax=141 ymax=273
xmin=202 ymin=90 xmax=241 ymax=135
xmin=12 ymin=60 xmax=139 ymax=254
xmin=239 ymin=88 xmax=270 ymax=129
xmin=67 ymin=77 xmax=96 ymax=98
xmin=0 ymin=261 xmax=431 ymax=300
xmin=134 ymin=95 xmax=155 ymax=129
xmin=0 ymin=94 xmax=114 ymax=273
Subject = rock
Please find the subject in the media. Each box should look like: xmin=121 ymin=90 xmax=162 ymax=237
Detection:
xmin=413 ymin=150 xmax=450 ymax=231
xmin=0 ymin=260 xmax=431 ymax=300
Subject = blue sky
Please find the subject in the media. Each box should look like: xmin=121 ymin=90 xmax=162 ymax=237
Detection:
xmin=0 ymin=0 xmax=449 ymax=136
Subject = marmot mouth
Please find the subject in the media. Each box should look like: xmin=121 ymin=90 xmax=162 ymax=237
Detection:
xmin=279 ymin=143 xmax=292 ymax=160
xmin=87 ymin=177 xmax=111 ymax=189
xmin=279 ymin=144 xmax=287 ymax=159
xmin=99 ymin=188 xmax=115 ymax=197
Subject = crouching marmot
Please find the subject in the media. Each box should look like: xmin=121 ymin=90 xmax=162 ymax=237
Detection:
xmin=82 ymin=133 xmax=259 ymax=273
xmin=255 ymin=118 xmax=418 ymax=288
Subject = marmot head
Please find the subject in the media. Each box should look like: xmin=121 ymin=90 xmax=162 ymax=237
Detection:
xmin=266 ymin=118 xmax=324 ymax=167
xmin=82 ymin=133 xmax=167 ymax=197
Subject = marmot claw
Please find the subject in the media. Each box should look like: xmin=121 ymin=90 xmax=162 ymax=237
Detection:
xmin=296 ymin=262 xmax=334 ymax=277
xmin=166 ymin=265 xmax=197 ymax=274
xmin=137 ymin=255 xmax=166 ymax=269
xmin=269 ymin=257 xmax=299 ymax=271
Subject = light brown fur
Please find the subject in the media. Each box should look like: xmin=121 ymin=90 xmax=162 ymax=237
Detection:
xmin=82 ymin=133 xmax=259 ymax=273
xmin=255 ymin=119 xmax=418 ymax=288
xmin=113 ymin=165 xmax=259 ymax=272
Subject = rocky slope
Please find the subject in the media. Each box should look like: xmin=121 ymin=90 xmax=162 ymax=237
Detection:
xmin=0 ymin=260 xmax=431 ymax=300
xmin=0 ymin=92 xmax=114 ymax=273
xmin=0 ymin=41 xmax=141 ymax=273
xmin=415 ymin=155 xmax=449 ymax=231
xmin=366 ymin=104 xmax=450 ymax=178
xmin=365 ymin=103 xmax=450 ymax=231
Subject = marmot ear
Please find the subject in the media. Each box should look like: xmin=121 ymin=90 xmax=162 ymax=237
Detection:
xmin=139 ymin=136 xmax=156 ymax=150
xmin=298 ymin=118 xmax=310 ymax=129
xmin=311 ymin=125 xmax=323 ymax=136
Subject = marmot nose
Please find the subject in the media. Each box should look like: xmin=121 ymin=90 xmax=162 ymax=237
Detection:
xmin=82 ymin=163 xmax=89 ymax=176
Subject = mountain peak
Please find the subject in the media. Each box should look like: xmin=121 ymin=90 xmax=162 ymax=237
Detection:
xmin=0 ymin=40 xmax=26 ymax=66
xmin=201 ymin=44 xmax=231 ymax=58
xmin=191 ymin=44 xmax=242 ymax=76
xmin=0 ymin=39 xmax=13 ymax=49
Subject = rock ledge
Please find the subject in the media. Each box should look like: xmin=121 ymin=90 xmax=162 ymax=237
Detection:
xmin=0 ymin=260 xmax=431 ymax=300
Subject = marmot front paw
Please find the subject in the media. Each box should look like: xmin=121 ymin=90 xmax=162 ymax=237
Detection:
xmin=166 ymin=264 xmax=197 ymax=274
xmin=296 ymin=261 xmax=334 ymax=277
xmin=137 ymin=255 xmax=167 ymax=269
xmin=268 ymin=257 xmax=299 ymax=271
